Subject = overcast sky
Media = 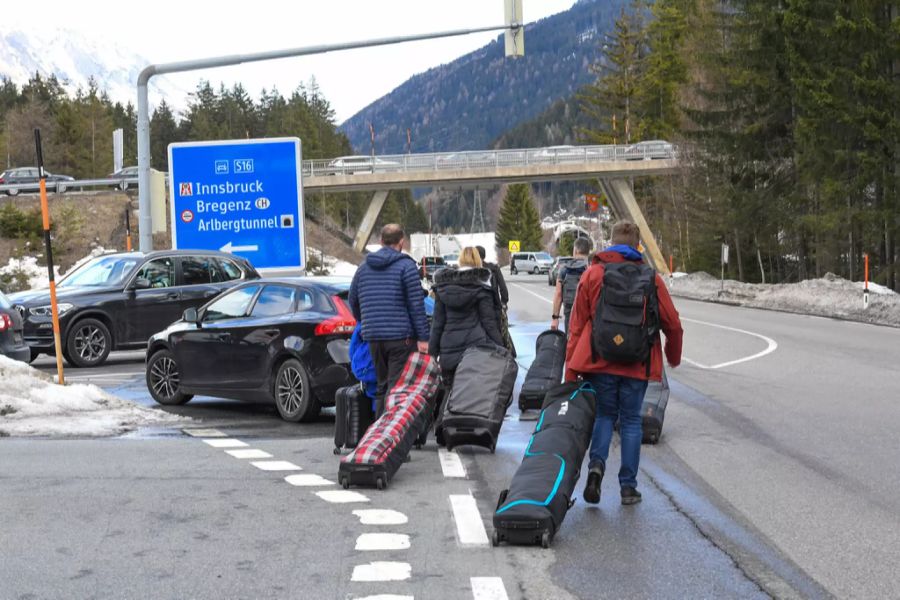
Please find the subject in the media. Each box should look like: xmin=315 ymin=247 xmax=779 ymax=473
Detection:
xmin=5 ymin=0 xmax=577 ymax=123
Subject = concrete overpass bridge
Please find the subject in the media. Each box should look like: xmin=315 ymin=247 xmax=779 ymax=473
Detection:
xmin=301 ymin=143 xmax=678 ymax=274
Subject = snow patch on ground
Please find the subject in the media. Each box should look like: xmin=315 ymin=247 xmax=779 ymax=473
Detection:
xmin=0 ymin=355 xmax=188 ymax=437
xmin=668 ymin=272 xmax=900 ymax=328
xmin=322 ymin=255 xmax=357 ymax=277
xmin=0 ymin=256 xmax=58 ymax=290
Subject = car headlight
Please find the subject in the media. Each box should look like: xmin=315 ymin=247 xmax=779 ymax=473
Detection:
xmin=29 ymin=303 xmax=74 ymax=317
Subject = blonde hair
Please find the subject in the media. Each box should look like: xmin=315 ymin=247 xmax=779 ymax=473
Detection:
xmin=458 ymin=247 xmax=483 ymax=268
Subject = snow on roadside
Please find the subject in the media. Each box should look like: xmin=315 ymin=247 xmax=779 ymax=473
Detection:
xmin=0 ymin=355 xmax=189 ymax=437
xmin=0 ymin=256 xmax=58 ymax=290
xmin=668 ymin=272 xmax=900 ymax=328
xmin=321 ymin=255 xmax=357 ymax=277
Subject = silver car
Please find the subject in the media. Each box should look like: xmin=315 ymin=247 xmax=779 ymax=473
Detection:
xmin=510 ymin=252 xmax=554 ymax=275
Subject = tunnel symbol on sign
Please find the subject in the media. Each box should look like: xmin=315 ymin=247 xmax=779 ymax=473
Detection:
xmin=255 ymin=197 xmax=270 ymax=210
xmin=280 ymin=214 xmax=294 ymax=228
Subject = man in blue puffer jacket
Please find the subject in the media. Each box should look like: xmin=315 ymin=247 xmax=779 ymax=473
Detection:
xmin=348 ymin=224 xmax=430 ymax=415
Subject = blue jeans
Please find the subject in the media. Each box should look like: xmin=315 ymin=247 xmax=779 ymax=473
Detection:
xmin=585 ymin=373 xmax=648 ymax=489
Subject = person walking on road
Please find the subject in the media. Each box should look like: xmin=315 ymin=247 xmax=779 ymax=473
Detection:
xmin=551 ymin=236 xmax=593 ymax=334
xmin=429 ymin=247 xmax=504 ymax=388
xmin=565 ymin=221 xmax=683 ymax=506
xmin=348 ymin=224 xmax=430 ymax=416
xmin=476 ymin=245 xmax=516 ymax=356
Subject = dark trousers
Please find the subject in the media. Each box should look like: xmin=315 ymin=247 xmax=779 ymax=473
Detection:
xmin=369 ymin=339 xmax=416 ymax=416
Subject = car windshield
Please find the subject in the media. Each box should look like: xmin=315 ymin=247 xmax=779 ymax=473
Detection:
xmin=423 ymin=257 xmax=444 ymax=265
xmin=0 ymin=291 xmax=10 ymax=309
xmin=536 ymin=252 xmax=553 ymax=261
xmin=59 ymin=256 xmax=140 ymax=288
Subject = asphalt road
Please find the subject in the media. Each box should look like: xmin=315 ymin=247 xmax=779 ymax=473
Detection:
xmin=6 ymin=271 xmax=895 ymax=598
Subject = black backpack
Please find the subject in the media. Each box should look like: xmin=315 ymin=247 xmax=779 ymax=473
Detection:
xmin=591 ymin=262 xmax=659 ymax=368
xmin=561 ymin=260 xmax=588 ymax=311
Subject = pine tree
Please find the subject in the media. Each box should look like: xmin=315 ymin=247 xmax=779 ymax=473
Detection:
xmin=495 ymin=184 xmax=544 ymax=252
xmin=150 ymin=101 xmax=179 ymax=171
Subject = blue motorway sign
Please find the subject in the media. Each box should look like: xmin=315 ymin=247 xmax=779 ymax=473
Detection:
xmin=168 ymin=137 xmax=305 ymax=271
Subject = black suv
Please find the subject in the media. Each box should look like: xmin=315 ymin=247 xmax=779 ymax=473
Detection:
xmin=8 ymin=250 xmax=259 ymax=367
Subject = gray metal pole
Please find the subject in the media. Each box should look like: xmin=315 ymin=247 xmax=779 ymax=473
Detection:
xmin=136 ymin=23 xmax=516 ymax=252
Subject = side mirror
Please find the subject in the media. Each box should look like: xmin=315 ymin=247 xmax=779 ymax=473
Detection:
xmin=132 ymin=277 xmax=151 ymax=290
xmin=183 ymin=307 xmax=200 ymax=324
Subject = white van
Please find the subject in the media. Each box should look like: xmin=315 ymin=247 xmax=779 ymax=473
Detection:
xmin=510 ymin=252 xmax=554 ymax=275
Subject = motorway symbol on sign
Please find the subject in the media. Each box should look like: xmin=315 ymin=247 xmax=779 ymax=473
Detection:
xmin=168 ymin=137 xmax=305 ymax=271
xmin=508 ymin=240 xmax=521 ymax=252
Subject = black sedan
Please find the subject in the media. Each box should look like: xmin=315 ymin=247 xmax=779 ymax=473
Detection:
xmin=9 ymin=250 xmax=258 ymax=367
xmin=145 ymin=277 xmax=357 ymax=423
xmin=0 ymin=289 xmax=30 ymax=362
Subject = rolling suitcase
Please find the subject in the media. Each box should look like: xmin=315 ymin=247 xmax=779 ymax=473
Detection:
xmin=642 ymin=368 xmax=670 ymax=444
xmin=439 ymin=344 xmax=518 ymax=453
xmin=339 ymin=353 xmax=440 ymax=490
xmin=518 ymin=330 xmax=566 ymax=412
xmin=333 ymin=384 xmax=374 ymax=454
xmin=493 ymin=382 xmax=596 ymax=548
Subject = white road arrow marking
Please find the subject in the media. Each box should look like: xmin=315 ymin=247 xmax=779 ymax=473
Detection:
xmin=220 ymin=241 xmax=259 ymax=253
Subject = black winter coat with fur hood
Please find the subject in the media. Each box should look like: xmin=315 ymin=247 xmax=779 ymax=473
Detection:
xmin=428 ymin=267 xmax=504 ymax=371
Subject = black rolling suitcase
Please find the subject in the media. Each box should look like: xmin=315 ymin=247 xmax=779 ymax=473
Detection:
xmin=493 ymin=382 xmax=596 ymax=548
xmin=642 ymin=367 xmax=670 ymax=444
xmin=518 ymin=330 xmax=566 ymax=412
xmin=339 ymin=353 xmax=440 ymax=490
xmin=333 ymin=384 xmax=374 ymax=454
xmin=439 ymin=345 xmax=518 ymax=453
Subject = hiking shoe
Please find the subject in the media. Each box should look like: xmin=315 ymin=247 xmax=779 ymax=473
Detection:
xmin=583 ymin=465 xmax=604 ymax=504
xmin=621 ymin=487 xmax=642 ymax=505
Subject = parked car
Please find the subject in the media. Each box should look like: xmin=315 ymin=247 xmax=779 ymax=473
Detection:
xmin=108 ymin=166 xmax=139 ymax=190
xmin=8 ymin=250 xmax=259 ymax=368
xmin=442 ymin=253 xmax=460 ymax=268
xmin=623 ymin=140 xmax=675 ymax=161
xmin=0 ymin=289 xmax=30 ymax=362
xmin=510 ymin=252 xmax=554 ymax=275
xmin=419 ymin=256 xmax=446 ymax=281
xmin=0 ymin=167 xmax=75 ymax=195
xmin=145 ymin=277 xmax=357 ymax=422
xmin=548 ymin=256 xmax=574 ymax=286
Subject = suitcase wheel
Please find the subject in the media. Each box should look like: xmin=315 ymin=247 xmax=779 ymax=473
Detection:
xmin=340 ymin=476 xmax=350 ymax=490
xmin=490 ymin=443 xmax=496 ymax=454
xmin=375 ymin=476 xmax=386 ymax=491
xmin=541 ymin=532 xmax=551 ymax=549
xmin=495 ymin=489 xmax=509 ymax=510
xmin=333 ymin=447 xmax=342 ymax=455
xmin=491 ymin=529 xmax=501 ymax=547
xmin=414 ymin=442 xmax=423 ymax=450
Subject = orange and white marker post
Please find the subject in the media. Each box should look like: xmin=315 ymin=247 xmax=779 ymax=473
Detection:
xmin=863 ymin=253 xmax=870 ymax=310
xmin=34 ymin=129 xmax=65 ymax=384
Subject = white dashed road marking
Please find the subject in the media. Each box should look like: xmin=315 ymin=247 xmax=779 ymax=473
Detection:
xmin=183 ymin=428 xmax=226 ymax=437
xmin=250 ymin=460 xmax=302 ymax=471
xmin=449 ymin=494 xmax=489 ymax=546
xmin=355 ymin=533 xmax=411 ymax=551
xmin=471 ymin=577 xmax=510 ymax=600
xmin=225 ymin=449 xmax=273 ymax=459
xmin=352 ymin=509 xmax=409 ymax=526
xmin=438 ymin=448 xmax=466 ymax=478
xmin=203 ymin=438 xmax=248 ymax=448
xmin=351 ymin=561 xmax=412 ymax=582
xmin=351 ymin=595 xmax=413 ymax=600
xmin=316 ymin=490 xmax=371 ymax=504
xmin=284 ymin=474 xmax=334 ymax=487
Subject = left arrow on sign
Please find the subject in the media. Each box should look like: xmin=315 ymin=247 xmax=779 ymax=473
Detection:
xmin=220 ymin=241 xmax=259 ymax=253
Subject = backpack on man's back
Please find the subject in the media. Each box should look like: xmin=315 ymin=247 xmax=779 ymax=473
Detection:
xmin=590 ymin=262 xmax=659 ymax=367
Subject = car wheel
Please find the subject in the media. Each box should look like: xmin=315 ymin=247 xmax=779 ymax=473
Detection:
xmin=7 ymin=188 xmax=19 ymax=196
xmin=146 ymin=349 xmax=193 ymax=405
xmin=57 ymin=183 xmax=67 ymax=193
xmin=274 ymin=358 xmax=319 ymax=422
xmin=65 ymin=318 xmax=111 ymax=368
xmin=27 ymin=349 xmax=40 ymax=364
xmin=532 ymin=266 xmax=540 ymax=275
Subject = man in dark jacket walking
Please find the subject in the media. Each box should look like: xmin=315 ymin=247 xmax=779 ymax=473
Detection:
xmin=476 ymin=245 xmax=516 ymax=356
xmin=551 ymin=236 xmax=592 ymax=333
xmin=349 ymin=224 xmax=430 ymax=415
xmin=565 ymin=221 xmax=683 ymax=506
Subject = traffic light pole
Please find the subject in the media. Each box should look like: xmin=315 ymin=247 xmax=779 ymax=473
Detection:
xmin=136 ymin=22 xmax=522 ymax=252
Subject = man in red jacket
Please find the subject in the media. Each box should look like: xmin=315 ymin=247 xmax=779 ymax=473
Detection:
xmin=565 ymin=221 xmax=683 ymax=505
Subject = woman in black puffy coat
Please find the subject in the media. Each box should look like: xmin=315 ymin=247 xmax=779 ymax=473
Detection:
xmin=428 ymin=247 xmax=504 ymax=386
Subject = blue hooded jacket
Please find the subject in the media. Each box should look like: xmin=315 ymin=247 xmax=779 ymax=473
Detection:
xmin=605 ymin=244 xmax=644 ymax=261
xmin=348 ymin=246 xmax=429 ymax=342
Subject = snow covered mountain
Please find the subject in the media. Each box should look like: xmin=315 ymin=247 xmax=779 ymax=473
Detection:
xmin=0 ymin=28 xmax=188 ymax=109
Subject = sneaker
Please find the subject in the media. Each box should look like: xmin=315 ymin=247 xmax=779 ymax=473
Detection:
xmin=583 ymin=465 xmax=604 ymax=504
xmin=620 ymin=486 xmax=642 ymax=505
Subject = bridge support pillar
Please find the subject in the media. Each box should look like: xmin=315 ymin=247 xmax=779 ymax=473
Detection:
xmin=599 ymin=178 xmax=669 ymax=275
xmin=353 ymin=190 xmax=390 ymax=253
